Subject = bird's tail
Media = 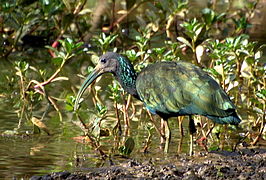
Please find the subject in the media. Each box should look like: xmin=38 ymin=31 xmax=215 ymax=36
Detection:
xmin=207 ymin=111 xmax=241 ymax=125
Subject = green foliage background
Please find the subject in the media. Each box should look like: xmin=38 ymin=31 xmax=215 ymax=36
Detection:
xmin=0 ymin=0 xmax=265 ymax=152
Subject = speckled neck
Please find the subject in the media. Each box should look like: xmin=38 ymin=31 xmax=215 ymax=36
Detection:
xmin=114 ymin=55 xmax=138 ymax=98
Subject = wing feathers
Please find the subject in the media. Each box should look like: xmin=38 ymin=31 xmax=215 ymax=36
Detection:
xmin=136 ymin=61 xmax=236 ymax=118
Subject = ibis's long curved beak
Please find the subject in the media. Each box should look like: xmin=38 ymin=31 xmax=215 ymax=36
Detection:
xmin=74 ymin=65 xmax=103 ymax=111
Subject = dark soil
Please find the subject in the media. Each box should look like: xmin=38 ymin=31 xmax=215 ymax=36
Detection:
xmin=30 ymin=148 xmax=266 ymax=180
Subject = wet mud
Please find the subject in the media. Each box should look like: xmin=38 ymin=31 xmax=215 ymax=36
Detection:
xmin=30 ymin=148 xmax=266 ymax=180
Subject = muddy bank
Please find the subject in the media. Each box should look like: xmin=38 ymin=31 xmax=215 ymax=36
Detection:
xmin=30 ymin=148 xmax=266 ymax=180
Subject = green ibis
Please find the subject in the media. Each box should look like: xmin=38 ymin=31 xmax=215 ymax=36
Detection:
xmin=74 ymin=52 xmax=241 ymax=154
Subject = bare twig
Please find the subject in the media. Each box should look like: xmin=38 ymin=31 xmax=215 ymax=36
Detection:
xmin=106 ymin=0 xmax=151 ymax=32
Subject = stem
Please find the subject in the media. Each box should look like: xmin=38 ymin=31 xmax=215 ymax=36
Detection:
xmin=34 ymin=55 xmax=70 ymax=89
xmin=123 ymin=94 xmax=131 ymax=128
xmin=106 ymin=0 xmax=151 ymax=31
xmin=114 ymin=101 xmax=122 ymax=135
xmin=251 ymin=103 xmax=266 ymax=146
xmin=147 ymin=110 xmax=165 ymax=140
xmin=76 ymin=114 xmax=107 ymax=158
xmin=31 ymin=52 xmax=72 ymax=121
xmin=221 ymin=63 xmax=226 ymax=90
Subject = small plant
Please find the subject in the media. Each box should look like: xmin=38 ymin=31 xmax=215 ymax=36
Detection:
xmin=12 ymin=38 xmax=84 ymax=133
xmin=201 ymin=8 xmax=226 ymax=33
xmin=93 ymin=33 xmax=118 ymax=53
xmin=108 ymin=81 xmax=123 ymax=133
xmin=119 ymin=137 xmax=135 ymax=156
xmin=177 ymin=18 xmax=204 ymax=64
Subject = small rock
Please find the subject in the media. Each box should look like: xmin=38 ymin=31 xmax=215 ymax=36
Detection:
xmin=51 ymin=171 xmax=71 ymax=179
xmin=183 ymin=170 xmax=201 ymax=180
xmin=30 ymin=176 xmax=42 ymax=180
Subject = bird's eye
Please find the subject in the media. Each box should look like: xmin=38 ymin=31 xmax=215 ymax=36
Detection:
xmin=100 ymin=58 xmax=107 ymax=63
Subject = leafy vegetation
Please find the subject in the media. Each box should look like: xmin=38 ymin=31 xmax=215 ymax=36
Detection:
xmin=0 ymin=0 xmax=265 ymax=157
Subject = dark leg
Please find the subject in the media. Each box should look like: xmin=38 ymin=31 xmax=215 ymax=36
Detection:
xmin=178 ymin=116 xmax=184 ymax=137
xmin=189 ymin=115 xmax=197 ymax=156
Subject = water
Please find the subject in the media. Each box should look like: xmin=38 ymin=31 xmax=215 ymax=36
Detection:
xmin=0 ymin=110 xmax=78 ymax=178
xmin=0 ymin=106 xmax=190 ymax=179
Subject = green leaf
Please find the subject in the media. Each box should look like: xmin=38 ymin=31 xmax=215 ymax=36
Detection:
xmin=217 ymin=13 xmax=226 ymax=21
xmin=45 ymin=45 xmax=58 ymax=53
xmin=177 ymin=36 xmax=192 ymax=49
xmin=109 ymin=34 xmax=118 ymax=43
xmin=202 ymin=8 xmax=215 ymax=25
xmin=96 ymin=103 xmax=107 ymax=115
xmin=194 ymin=24 xmax=204 ymax=37
xmin=52 ymin=57 xmax=64 ymax=65
xmin=65 ymin=95 xmax=75 ymax=112
xmin=256 ymin=89 xmax=266 ymax=99
xmin=65 ymin=42 xmax=72 ymax=54
xmin=205 ymin=68 xmax=221 ymax=77
xmin=74 ymin=41 xmax=84 ymax=49
xmin=119 ymin=137 xmax=135 ymax=156
xmin=87 ymin=66 xmax=94 ymax=74
xmin=91 ymin=117 xmax=102 ymax=139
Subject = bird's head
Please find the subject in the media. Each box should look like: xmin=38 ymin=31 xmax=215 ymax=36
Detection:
xmin=74 ymin=52 xmax=121 ymax=111
xmin=96 ymin=52 xmax=121 ymax=74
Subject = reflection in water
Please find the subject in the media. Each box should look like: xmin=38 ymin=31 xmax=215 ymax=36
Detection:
xmin=0 ymin=107 xmax=190 ymax=178
xmin=0 ymin=130 xmax=70 ymax=178
xmin=0 ymin=109 xmax=90 ymax=178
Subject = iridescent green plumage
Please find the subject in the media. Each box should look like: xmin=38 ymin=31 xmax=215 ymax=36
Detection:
xmin=74 ymin=52 xmax=241 ymax=154
xmin=112 ymin=54 xmax=138 ymax=97
xmin=136 ymin=61 xmax=240 ymax=125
